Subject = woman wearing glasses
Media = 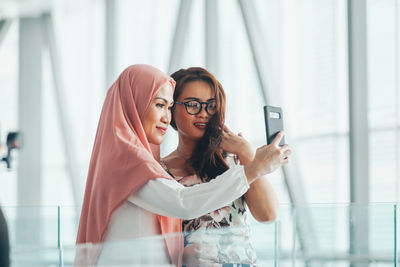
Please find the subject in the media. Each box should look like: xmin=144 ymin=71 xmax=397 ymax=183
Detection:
xmin=161 ymin=67 xmax=289 ymax=266
xmin=76 ymin=64 xmax=290 ymax=266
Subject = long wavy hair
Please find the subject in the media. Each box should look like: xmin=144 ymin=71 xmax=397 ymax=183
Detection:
xmin=170 ymin=67 xmax=229 ymax=182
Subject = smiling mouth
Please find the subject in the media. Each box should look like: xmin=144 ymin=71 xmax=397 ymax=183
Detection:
xmin=194 ymin=123 xmax=207 ymax=129
xmin=156 ymin=126 xmax=167 ymax=134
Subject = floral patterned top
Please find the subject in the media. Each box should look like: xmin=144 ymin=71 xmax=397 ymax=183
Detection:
xmin=160 ymin=156 xmax=257 ymax=265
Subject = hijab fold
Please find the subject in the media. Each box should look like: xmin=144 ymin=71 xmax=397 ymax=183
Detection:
xmin=76 ymin=64 xmax=182 ymax=266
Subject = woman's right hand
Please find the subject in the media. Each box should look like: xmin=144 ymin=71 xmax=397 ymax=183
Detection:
xmin=220 ymin=125 xmax=255 ymax=165
xmin=244 ymin=131 xmax=291 ymax=183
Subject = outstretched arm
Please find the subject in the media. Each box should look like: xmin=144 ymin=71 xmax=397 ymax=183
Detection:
xmin=128 ymin=165 xmax=249 ymax=220
xmin=130 ymin=130 xmax=290 ymax=221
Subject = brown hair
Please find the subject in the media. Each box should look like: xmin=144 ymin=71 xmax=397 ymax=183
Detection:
xmin=170 ymin=67 xmax=229 ymax=182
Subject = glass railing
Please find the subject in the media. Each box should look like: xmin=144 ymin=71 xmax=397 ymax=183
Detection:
xmin=2 ymin=206 xmax=60 ymax=267
xmin=1 ymin=204 xmax=399 ymax=266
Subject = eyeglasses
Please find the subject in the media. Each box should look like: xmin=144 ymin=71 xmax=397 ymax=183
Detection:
xmin=174 ymin=100 xmax=217 ymax=115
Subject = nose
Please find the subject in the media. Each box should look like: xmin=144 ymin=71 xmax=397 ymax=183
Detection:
xmin=197 ymin=104 xmax=209 ymax=118
xmin=161 ymin=109 xmax=170 ymax=124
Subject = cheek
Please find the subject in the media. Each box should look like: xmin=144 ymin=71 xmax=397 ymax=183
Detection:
xmin=151 ymin=109 xmax=162 ymax=122
xmin=142 ymin=120 xmax=152 ymax=137
xmin=174 ymin=110 xmax=192 ymax=129
xmin=143 ymin=109 xmax=157 ymax=133
xmin=167 ymin=109 xmax=172 ymax=123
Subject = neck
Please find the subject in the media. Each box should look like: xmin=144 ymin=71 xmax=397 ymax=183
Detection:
xmin=176 ymin=134 xmax=197 ymax=160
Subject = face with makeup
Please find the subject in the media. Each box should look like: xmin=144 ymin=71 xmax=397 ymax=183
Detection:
xmin=142 ymin=82 xmax=174 ymax=145
xmin=173 ymin=80 xmax=216 ymax=140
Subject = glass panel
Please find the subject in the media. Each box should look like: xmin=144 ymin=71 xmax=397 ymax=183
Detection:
xmin=59 ymin=206 xmax=81 ymax=247
xmin=250 ymin=221 xmax=279 ymax=266
xmin=0 ymin=204 xmax=397 ymax=266
xmin=278 ymin=204 xmax=395 ymax=266
xmin=396 ymin=204 xmax=399 ymax=265
xmin=61 ymin=223 xmax=278 ymax=266
xmin=369 ymin=204 xmax=395 ymax=265
xmin=10 ymin=248 xmax=60 ymax=267
xmin=62 ymin=236 xmax=179 ymax=266
xmin=275 ymin=205 xmax=297 ymax=266
xmin=2 ymin=206 xmax=59 ymax=266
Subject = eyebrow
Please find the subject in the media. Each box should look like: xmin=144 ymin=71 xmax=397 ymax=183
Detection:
xmin=183 ymin=97 xmax=216 ymax=102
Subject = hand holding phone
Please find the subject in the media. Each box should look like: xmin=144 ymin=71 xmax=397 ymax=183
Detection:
xmin=264 ymin=106 xmax=285 ymax=146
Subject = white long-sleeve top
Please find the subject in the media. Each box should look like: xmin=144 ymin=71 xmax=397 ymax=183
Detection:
xmin=99 ymin=165 xmax=249 ymax=265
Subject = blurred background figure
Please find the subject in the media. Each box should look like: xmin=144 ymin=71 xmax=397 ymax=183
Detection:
xmin=1 ymin=132 xmax=20 ymax=169
xmin=0 ymin=207 xmax=9 ymax=267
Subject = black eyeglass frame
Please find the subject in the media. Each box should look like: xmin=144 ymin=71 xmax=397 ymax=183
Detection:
xmin=174 ymin=100 xmax=217 ymax=115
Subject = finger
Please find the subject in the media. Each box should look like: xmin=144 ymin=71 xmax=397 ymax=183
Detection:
xmin=221 ymin=132 xmax=229 ymax=141
xmin=271 ymin=131 xmax=284 ymax=146
xmin=221 ymin=130 xmax=227 ymax=138
xmin=282 ymin=157 xmax=289 ymax=164
xmin=223 ymin=125 xmax=236 ymax=135
xmin=238 ymin=132 xmax=243 ymax=137
xmin=284 ymin=149 xmax=292 ymax=156
xmin=257 ymin=144 xmax=268 ymax=151
xmin=280 ymin=144 xmax=290 ymax=152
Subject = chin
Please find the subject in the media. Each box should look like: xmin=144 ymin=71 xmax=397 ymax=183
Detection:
xmin=148 ymin=136 xmax=163 ymax=145
xmin=192 ymin=131 xmax=205 ymax=140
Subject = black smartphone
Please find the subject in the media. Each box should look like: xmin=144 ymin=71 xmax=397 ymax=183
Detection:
xmin=264 ymin=106 xmax=285 ymax=146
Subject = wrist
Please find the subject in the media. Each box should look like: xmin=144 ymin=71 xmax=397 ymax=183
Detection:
xmin=237 ymin=146 xmax=255 ymax=165
xmin=244 ymin=162 xmax=259 ymax=183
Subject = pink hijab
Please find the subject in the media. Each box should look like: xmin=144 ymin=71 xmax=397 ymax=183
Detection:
xmin=76 ymin=64 xmax=182 ymax=264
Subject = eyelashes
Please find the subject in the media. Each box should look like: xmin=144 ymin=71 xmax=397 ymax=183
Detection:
xmin=156 ymin=103 xmax=174 ymax=110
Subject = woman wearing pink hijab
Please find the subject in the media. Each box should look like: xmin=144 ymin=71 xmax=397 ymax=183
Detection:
xmin=76 ymin=64 xmax=286 ymax=266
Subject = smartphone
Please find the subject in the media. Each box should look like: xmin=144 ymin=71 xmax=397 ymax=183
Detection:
xmin=264 ymin=106 xmax=285 ymax=146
